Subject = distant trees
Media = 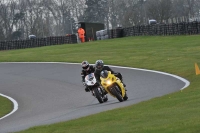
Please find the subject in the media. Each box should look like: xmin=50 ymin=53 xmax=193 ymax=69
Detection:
xmin=146 ymin=0 xmax=173 ymax=23
xmin=83 ymin=0 xmax=108 ymax=23
xmin=0 ymin=0 xmax=200 ymax=41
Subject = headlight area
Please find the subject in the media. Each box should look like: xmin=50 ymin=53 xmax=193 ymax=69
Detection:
xmin=103 ymin=80 xmax=112 ymax=86
xmin=107 ymin=80 xmax=112 ymax=85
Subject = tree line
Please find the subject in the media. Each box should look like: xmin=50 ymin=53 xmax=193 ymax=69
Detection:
xmin=0 ymin=0 xmax=199 ymax=41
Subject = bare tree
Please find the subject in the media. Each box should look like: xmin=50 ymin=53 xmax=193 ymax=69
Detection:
xmin=0 ymin=1 xmax=20 ymax=40
xmin=1 ymin=0 xmax=200 ymax=41
xmin=146 ymin=0 xmax=173 ymax=23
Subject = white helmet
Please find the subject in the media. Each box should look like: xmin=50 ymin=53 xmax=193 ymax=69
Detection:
xmin=81 ymin=61 xmax=90 ymax=71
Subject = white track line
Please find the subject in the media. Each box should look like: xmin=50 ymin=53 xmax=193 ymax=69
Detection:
xmin=108 ymin=65 xmax=190 ymax=90
xmin=0 ymin=62 xmax=190 ymax=120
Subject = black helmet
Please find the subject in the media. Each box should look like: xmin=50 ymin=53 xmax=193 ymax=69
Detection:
xmin=81 ymin=61 xmax=89 ymax=71
xmin=100 ymin=70 xmax=108 ymax=78
xmin=95 ymin=60 xmax=104 ymax=70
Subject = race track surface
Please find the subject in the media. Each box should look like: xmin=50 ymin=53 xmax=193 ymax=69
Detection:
xmin=0 ymin=63 xmax=189 ymax=133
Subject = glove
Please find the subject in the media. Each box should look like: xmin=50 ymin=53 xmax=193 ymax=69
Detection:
xmin=82 ymin=82 xmax=86 ymax=86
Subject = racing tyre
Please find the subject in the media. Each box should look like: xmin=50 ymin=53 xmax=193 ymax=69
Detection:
xmin=111 ymin=86 xmax=123 ymax=102
xmin=94 ymin=87 xmax=104 ymax=103
xmin=103 ymin=95 xmax=108 ymax=102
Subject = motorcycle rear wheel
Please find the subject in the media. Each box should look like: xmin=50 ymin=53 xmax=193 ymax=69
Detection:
xmin=103 ymin=95 xmax=108 ymax=102
xmin=94 ymin=87 xmax=104 ymax=103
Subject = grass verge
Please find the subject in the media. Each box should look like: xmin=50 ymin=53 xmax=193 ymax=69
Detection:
xmin=0 ymin=35 xmax=200 ymax=133
xmin=0 ymin=95 xmax=13 ymax=118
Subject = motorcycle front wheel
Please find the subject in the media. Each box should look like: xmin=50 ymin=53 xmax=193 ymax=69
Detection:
xmin=111 ymin=85 xmax=123 ymax=102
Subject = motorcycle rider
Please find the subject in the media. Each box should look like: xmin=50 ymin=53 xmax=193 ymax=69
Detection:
xmin=94 ymin=60 xmax=127 ymax=89
xmin=81 ymin=61 xmax=95 ymax=92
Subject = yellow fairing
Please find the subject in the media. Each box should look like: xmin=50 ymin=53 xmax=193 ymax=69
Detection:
xmin=100 ymin=71 xmax=126 ymax=98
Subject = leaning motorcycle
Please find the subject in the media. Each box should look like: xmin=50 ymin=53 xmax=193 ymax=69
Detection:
xmin=100 ymin=71 xmax=128 ymax=102
xmin=85 ymin=73 xmax=108 ymax=103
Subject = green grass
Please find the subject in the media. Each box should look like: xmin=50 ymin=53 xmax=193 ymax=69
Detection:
xmin=0 ymin=95 xmax=13 ymax=118
xmin=0 ymin=35 xmax=200 ymax=133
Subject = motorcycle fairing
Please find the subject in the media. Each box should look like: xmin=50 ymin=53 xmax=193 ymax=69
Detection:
xmin=100 ymin=71 xmax=126 ymax=98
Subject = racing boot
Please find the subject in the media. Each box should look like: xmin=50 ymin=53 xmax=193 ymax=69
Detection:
xmin=124 ymin=86 xmax=127 ymax=91
xmin=122 ymin=82 xmax=126 ymax=87
xmin=121 ymin=81 xmax=127 ymax=91
xmin=123 ymin=92 xmax=128 ymax=100
xmin=123 ymin=83 xmax=127 ymax=91
xmin=85 ymin=87 xmax=90 ymax=92
xmin=121 ymin=78 xmax=126 ymax=87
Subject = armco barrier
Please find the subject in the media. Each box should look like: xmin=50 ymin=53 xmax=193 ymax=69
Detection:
xmin=122 ymin=22 xmax=200 ymax=37
xmin=0 ymin=34 xmax=77 ymax=51
xmin=1 ymin=22 xmax=200 ymax=51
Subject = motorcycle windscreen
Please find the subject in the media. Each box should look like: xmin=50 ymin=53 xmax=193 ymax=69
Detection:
xmin=86 ymin=73 xmax=95 ymax=81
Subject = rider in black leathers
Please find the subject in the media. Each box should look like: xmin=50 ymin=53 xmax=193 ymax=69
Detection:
xmin=81 ymin=61 xmax=95 ymax=92
xmin=94 ymin=60 xmax=126 ymax=89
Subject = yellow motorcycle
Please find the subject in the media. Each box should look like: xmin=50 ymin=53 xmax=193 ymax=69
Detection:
xmin=100 ymin=70 xmax=128 ymax=102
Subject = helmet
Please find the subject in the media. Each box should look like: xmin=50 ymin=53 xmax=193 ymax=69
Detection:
xmin=81 ymin=61 xmax=90 ymax=71
xmin=100 ymin=70 xmax=108 ymax=78
xmin=95 ymin=60 xmax=104 ymax=70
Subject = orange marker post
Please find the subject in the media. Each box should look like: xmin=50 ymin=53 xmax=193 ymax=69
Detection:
xmin=195 ymin=63 xmax=200 ymax=75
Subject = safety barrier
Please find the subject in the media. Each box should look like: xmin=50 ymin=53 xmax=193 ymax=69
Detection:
xmin=1 ymin=22 xmax=200 ymax=51
xmin=123 ymin=21 xmax=200 ymax=37
xmin=0 ymin=34 xmax=77 ymax=51
xmin=96 ymin=22 xmax=200 ymax=40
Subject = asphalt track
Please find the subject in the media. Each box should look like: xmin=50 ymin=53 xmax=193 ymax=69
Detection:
xmin=0 ymin=63 xmax=189 ymax=133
